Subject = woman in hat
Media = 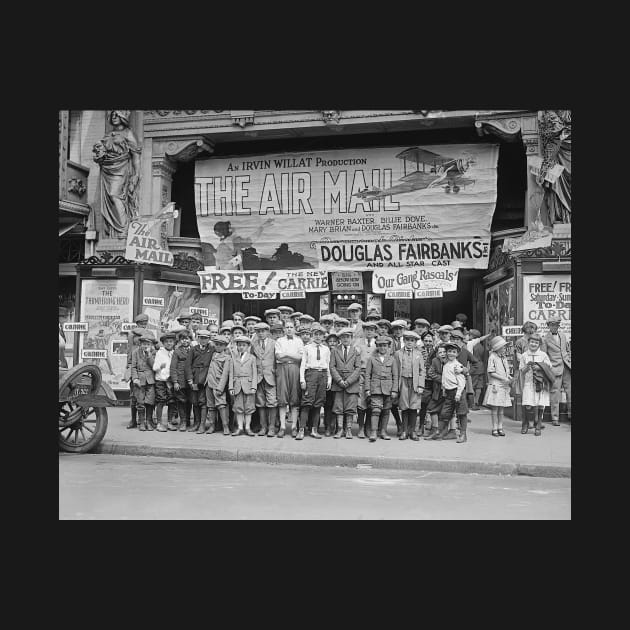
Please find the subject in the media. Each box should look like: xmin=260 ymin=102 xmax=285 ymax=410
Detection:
xmin=517 ymin=333 xmax=554 ymax=436
xmin=483 ymin=336 xmax=513 ymax=437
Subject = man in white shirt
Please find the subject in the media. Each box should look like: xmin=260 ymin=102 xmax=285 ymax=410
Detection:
xmin=298 ymin=324 xmax=331 ymax=440
xmin=274 ymin=321 xmax=304 ymax=438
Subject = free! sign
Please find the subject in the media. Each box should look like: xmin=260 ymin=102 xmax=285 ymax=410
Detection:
xmin=198 ymin=269 xmax=328 ymax=294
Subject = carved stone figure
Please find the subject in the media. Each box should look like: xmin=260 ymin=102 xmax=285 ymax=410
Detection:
xmin=93 ymin=110 xmax=141 ymax=237
xmin=539 ymin=110 xmax=571 ymax=224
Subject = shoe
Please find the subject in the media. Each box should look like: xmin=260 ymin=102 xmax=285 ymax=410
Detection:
xmin=521 ymin=426 xmax=528 ymax=434
xmin=470 ymin=405 xmax=480 ymax=411
xmin=534 ymin=428 xmax=541 ymax=436
xmin=223 ymin=426 xmax=230 ymax=436
xmin=492 ymin=430 xmax=500 ymax=437
xmin=424 ymin=428 xmax=438 ymax=440
xmin=324 ymin=429 xmax=331 ymax=437
xmin=267 ymin=429 xmax=276 ymax=437
xmin=357 ymin=430 xmax=366 ymax=439
xmin=156 ymin=424 xmax=167 ymax=432
xmin=231 ymin=429 xmax=243 ymax=436
xmin=246 ymin=429 xmax=256 ymax=437
xmin=167 ymin=422 xmax=177 ymax=431
xmin=456 ymin=432 xmax=467 ymax=443
xmin=334 ymin=428 xmax=344 ymax=439
xmin=442 ymin=430 xmax=457 ymax=440
xmin=345 ymin=428 xmax=353 ymax=439
xmin=310 ymin=429 xmax=322 ymax=439
xmin=497 ymin=429 xmax=506 ymax=436
xmin=552 ymin=420 xmax=560 ymax=426
xmin=292 ymin=427 xmax=298 ymax=438
xmin=368 ymin=432 xmax=377 ymax=442
xmin=276 ymin=428 xmax=285 ymax=438
xmin=295 ymin=428 xmax=305 ymax=440
xmin=379 ymin=432 xmax=391 ymax=441
xmin=410 ymin=432 xmax=420 ymax=441
xmin=399 ymin=432 xmax=407 ymax=440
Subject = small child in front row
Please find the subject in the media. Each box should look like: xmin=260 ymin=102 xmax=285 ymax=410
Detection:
xmin=205 ymin=335 xmax=232 ymax=435
xmin=437 ymin=342 xmax=468 ymax=443
xmin=228 ymin=335 xmax=258 ymax=436
xmin=483 ymin=336 xmax=513 ymax=437
xmin=153 ymin=331 xmax=177 ymax=432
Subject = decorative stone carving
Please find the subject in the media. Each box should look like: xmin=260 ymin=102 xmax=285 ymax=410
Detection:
xmin=475 ymin=117 xmax=521 ymax=141
xmin=322 ymin=110 xmax=341 ymax=124
xmin=92 ymin=110 xmax=141 ymax=239
xmin=172 ymin=252 xmax=204 ymax=272
xmin=79 ymin=251 xmax=133 ymax=265
xmin=487 ymin=244 xmax=511 ymax=271
xmin=151 ymin=156 xmax=177 ymax=180
xmin=68 ymin=178 xmax=86 ymax=197
xmin=164 ymin=138 xmax=214 ymax=162
xmin=145 ymin=110 xmax=224 ymax=118
xmin=231 ymin=110 xmax=255 ymax=127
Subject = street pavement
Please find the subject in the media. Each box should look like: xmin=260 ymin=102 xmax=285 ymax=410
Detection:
xmin=59 ymin=454 xmax=571 ymax=520
xmin=93 ymin=407 xmax=571 ymax=477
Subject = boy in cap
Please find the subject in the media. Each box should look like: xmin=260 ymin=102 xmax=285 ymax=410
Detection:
xmin=274 ymin=320 xmax=304 ymax=438
xmin=231 ymin=311 xmax=245 ymax=328
xmin=393 ymin=330 xmax=426 ymax=440
xmin=290 ymin=312 xmax=303 ymax=328
xmin=251 ymin=322 xmax=278 ymax=437
xmin=270 ymin=323 xmax=285 ymax=341
xmin=333 ymin=317 xmax=350 ymax=335
xmin=414 ymin=318 xmax=431 ymax=337
xmin=228 ymin=336 xmax=258 ymax=436
xmin=204 ymin=335 xmax=232 ymax=435
xmin=329 ymin=327 xmax=362 ymax=438
xmin=387 ymin=320 xmax=408 ymax=435
xmin=243 ymin=315 xmax=260 ymax=337
xmin=347 ymin=302 xmax=364 ymax=339
xmin=124 ymin=313 xmax=151 ymax=429
xmin=170 ymin=329 xmax=193 ymax=431
xmin=436 ymin=342 xmax=468 ymax=443
xmin=299 ymin=314 xmax=315 ymax=329
xmin=297 ymin=324 xmax=330 ymax=440
xmin=190 ymin=312 xmax=203 ymax=344
xmin=320 ymin=313 xmax=335 ymax=335
xmin=277 ymin=306 xmax=294 ymax=323
xmin=323 ymin=331 xmax=339 ymax=435
xmin=264 ymin=308 xmax=281 ymax=327
xmin=184 ymin=328 xmax=215 ymax=433
xmin=353 ymin=320 xmax=379 ymax=438
xmin=131 ymin=331 xmax=157 ymax=431
xmin=177 ymin=308 xmax=193 ymax=330
xmin=153 ymin=331 xmax=177 ymax=432
xmin=365 ymin=336 xmax=399 ymax=442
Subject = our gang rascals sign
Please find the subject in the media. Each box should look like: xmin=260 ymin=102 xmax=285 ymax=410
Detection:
xmin=194 ymin=144 xmax=499 ymax=272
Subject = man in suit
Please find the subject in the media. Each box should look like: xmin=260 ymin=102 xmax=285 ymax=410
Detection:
xmin=329 ymin=327 xmax=362 ymax=438
xmin=365 ymin=336 xmax=400 ymax=442
xmin=541 ymin=315 xmax=571 ymax=425
xmin=251 ymin=322 xmax=278 ymax=436
xmin=184 ymin=328 xmax=215 ymax=432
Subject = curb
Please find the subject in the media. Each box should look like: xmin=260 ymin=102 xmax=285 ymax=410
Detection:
xmin=94 ymin=441 xmax=571 ymax=478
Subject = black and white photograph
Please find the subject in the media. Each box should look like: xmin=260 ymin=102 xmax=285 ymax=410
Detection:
xmin=59 ymin=109 xmax=571 ymax=520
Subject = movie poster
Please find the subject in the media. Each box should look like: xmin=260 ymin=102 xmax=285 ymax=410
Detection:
xmin=78 ymin=279 xmax=134 ymax=391
xmin=194 ymin=144 xmax=499 ymax=271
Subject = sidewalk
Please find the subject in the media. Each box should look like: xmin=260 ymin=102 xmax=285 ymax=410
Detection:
xmin=94 ymin=407 xmax=571 ymax=478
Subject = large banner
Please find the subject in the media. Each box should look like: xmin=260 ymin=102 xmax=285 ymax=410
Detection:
xmin=522 ymin=274 xmax=571 ymax=339
xmin=372 ymin=267 xmax=459 ymax=294
xmin=78 ymin=279 xmax=134 ymax=391
xmin=197 ymin=269 xmax=328 ymax=294
xmin=484 ymin=277 xmax=516 ymax=337
xmin=194 ymin=144 xmax=499 ymax=271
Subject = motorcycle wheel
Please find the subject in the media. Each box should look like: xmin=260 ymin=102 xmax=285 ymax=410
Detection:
xmin=59 ymin=404 xmax=108 ymax=454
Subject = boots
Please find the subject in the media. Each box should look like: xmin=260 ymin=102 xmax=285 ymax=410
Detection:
xmin=156 ymin=403 xmax=168 ymax=432
xmin=232 ymin=413 xmax=244 ymax=436
xmin=145 ymin=405 xmax=155 ymax=431
xmin=334 ymin=414 xmax=344 ymax=438
xmin=409 ymin=410 xmax=420 ymax=441
xmin=196 ymin=406 xmax=208 ymax=434
xmin=399 ymin=410 xmax=409 ymax=440
xmin=379 ymin=411 xmax=391 ymax=440
xmin=442 ymin=415 xmax=457 ymax=440
xmin=290 ymin=407 xmax=299 ymax=437
xmin=431 ymin=419 xmax=449 ymax=440
xmin=189 ymin=405 xmax=201 ymax=432
xmin=177 ymin=401 xmax=189 ymax=431
xmin=309 ymin=407 xmax=322 ymax=438
xmin=456 ymin=415 xmax=468 ymax=443
xmin=357 ymin=408 xmax=366 ymax=438
xmin=137 ymin=406 xmax=147 ymax=431
xmin=205 ymin=409 xmax=217 ymax=434
xmin=267 ymin=407 xmax=278 ymax=437
xmin=218 ymin=406 xmax=230 ymax=435
xmin=257 ymin=408 xmax=268 ymax=436
xmin=369 ymin=412 xmax=380 ymax=442
xmin=424 ymin=426 xmax=439 ymax=440
xmin=167 ymin=404 xmax=178 ymax=431
xmin=345 ymin=414 xmax=354 ymax=439
xmin=535 ymin=407 xmax=544 ymax=436
xmin=522 ymin=407 xmax=532 ymax=434
xmin=126 ymin=405 xmax=137 ymax=429
xmin=391 ymin=406 xmax=402 ymax=437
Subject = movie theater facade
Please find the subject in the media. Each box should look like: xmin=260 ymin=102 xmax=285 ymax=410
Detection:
xmin=59 ymin=109 xmax=571 ymax=396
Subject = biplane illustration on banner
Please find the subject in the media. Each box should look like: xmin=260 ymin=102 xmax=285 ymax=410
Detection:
xmin=194 ymin=144 xmax=499 ymax=272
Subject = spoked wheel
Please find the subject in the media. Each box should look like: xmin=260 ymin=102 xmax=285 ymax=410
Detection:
xmin=59 ymin=404 xmax=108 ymax=453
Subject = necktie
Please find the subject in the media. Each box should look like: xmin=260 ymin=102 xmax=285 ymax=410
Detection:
xmin=262 ymin=339 xmax=265 ymax=351
xmin=316 ymin=345 xmax=320 ymax=361
xmin=344 ymin=346 xmax=347 ymax=362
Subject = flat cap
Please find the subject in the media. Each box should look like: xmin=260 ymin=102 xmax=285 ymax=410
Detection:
xmin=414 ymin=318 xmax=431 ymax=327
xmin=450 ymin=328 xmax=465 ymax=339
xmin=134 ymin=313 xmax=149 ymax=323
xmin=230 ymin=325 xmax=246 ymax=334
xmin=177 ymin=309 xmax=193 ymax=320
xmin=213 ymin=335 xmax=230 ymax=345
xmin=310 ymin=323 xmax=325 ymax=333
xmin=196 ymin=328 xmax=211 ymax=337
xmin=377 ymin=318 xmax=391 ymax=327
xmin=139 ymin=331 xmax=155 ymax=342
xmin=391 ymin=319 xmax=408 ymax=328
xmin=299 ymin=314 xmax=315 ymax=322
xmin=325 ymin=332 xmax=339 ymax=341
xmin=337 ymin=327 xmax=354 ymax=337
xmin=334 ymin=317 xmax=350 ymax=326
xmin=365 ymin=312 xmax=381 ymax=320
xmin=440 ymin=341 xmax=459 ymax=351
xmin=253 ymin=322 xmax=270 ymax=331
xmin=221 ymin=320 xmax=234 ymax=329
xmin=297 ymin=327 xmax=312 ymax=334
xmin=290 ymin=311 xmax=303 ymax=319
xmin=277 ymin=306 xmax=294 ymax=313
xmin=159 ymin=331 xmax=176 ymax=341
xmin=489 ymin=336 xmax=507 ymax=351
xmin=264 ymin=308 xmax=281 ymax=316
xmin=438 ymin=325 xmax=454 ymax=333
xmin=402 ymin=330 xmax=420 ymax=339
xmin=319 ymin=314 xmax=335 ymax=323
xmin=233 ymin=335 xmax=251 ymax=344
xmin=375 ymin=335 xmax=392 ymax=345
xmin=270 ymin=324 xmax=285 ymax=331
xmin=243 ymin=315 xmax=261 ymax=324
xmin=348 ymin=302 xmax=363 ymax=311
xmin=190 ymin=312 xmax=203 ymax=321
xmin=362 ymin=321 xmax=377 ymax=328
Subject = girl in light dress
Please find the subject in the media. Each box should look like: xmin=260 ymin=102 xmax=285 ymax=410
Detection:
xmin=518 ymin=333 xmax=553 ymax=436
xmin=483 ymin=336 xmax=512 ymax=437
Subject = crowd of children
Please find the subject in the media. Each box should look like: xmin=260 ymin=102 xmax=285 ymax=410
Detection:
xmin=121 ymin=304 xmax=568 ymax=441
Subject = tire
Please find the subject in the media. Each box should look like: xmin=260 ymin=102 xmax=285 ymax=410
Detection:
xmin=59 ymin=406 xmax=108 ymax=454
xmin=59 ymin=363 xmax=102 ymax=399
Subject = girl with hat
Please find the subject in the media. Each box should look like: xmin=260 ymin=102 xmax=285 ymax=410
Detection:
xmin=483 ymin=336 xmax=513 ymax=437
xmin=516 ymin=333 xmax=554 ymax=436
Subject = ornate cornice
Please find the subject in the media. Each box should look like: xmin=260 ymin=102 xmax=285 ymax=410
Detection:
xmin=512 ymin=239 xmax=571 ymax=259
xmin=79 ymin=251 xmax=133 ymax=265
xmin=475 ymin=113 xmax=540 ymax=155
xmin=59 ymin=199 xmax=91 ymax=217
xmin=152 ymin=137 xmax=215 ymax=162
